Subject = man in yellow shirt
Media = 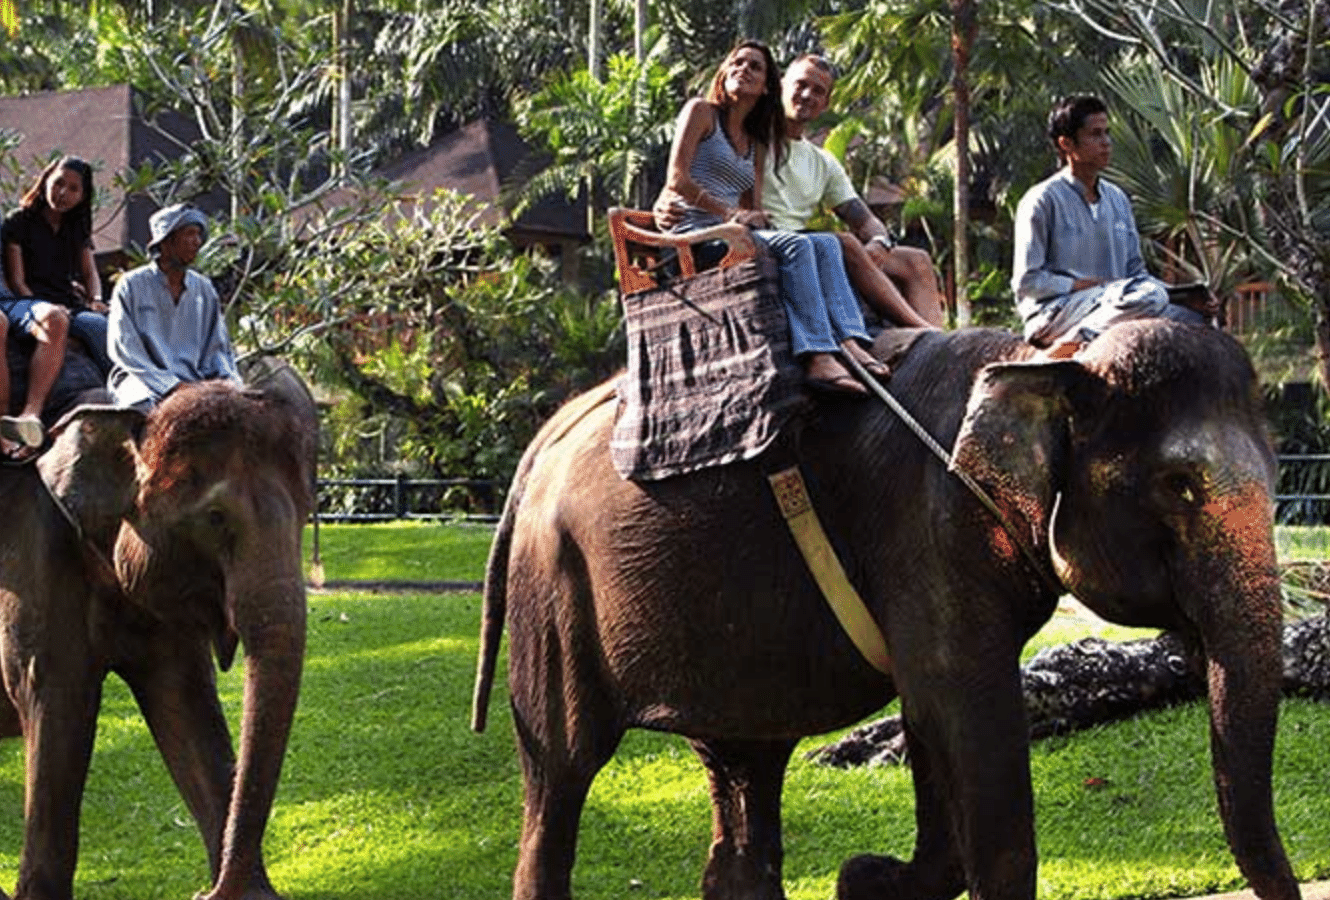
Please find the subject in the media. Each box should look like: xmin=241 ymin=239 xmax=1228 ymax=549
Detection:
xmin=763 ymin=55 xmax=944 ymax=329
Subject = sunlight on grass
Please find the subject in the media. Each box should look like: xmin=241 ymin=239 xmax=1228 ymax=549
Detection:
xmin=0 ymin=582 xmax=1322 ymax=899
xmin=303 ymin=521 xmax=495 ymax=583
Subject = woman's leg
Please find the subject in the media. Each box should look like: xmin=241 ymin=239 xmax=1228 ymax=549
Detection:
xmin=806 ymin=233 xmax=890 ymax=378
xmin=0 ymin=311 xmax=10 ymax=417
xmin=756 ymin=230 xmax=836 ymax=356
xmin=22 ymin=304 xmax=70 ymax=421
xmin=806 ymin=233 xmax=871 ymax=345
xmin=756 ymin=230 xmax=866 ymax=394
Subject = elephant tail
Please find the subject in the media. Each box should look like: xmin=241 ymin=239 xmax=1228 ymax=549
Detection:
xmin=471 ymin=489 xmax=515 ymax=733
xmin=471 ymin=377 xmax=621 ymax=733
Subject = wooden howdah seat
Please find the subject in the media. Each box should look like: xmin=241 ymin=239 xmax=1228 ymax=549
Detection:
xmin=604 ymin=207 xmax=805 ymax=482
xmin=607 ymin=206 xmax=761 ymax=294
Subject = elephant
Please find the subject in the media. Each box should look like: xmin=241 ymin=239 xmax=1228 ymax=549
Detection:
xmin=471 ymin=319 xmax=1301 ymax=900
xmin=0 ymin=365 xmax=316 ymax=900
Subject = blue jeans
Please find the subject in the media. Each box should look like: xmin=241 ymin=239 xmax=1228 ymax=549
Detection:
xmin=754 ymin=230 xmax=870 ymax=357
xmin=69 ymin=308 xmax=111 ymax=376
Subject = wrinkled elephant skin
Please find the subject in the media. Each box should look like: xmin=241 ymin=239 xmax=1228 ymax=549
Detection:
xmin=472 ymin=321 xmax=1300 ymax=900
xmin=0 ymin=374 xmax=316 ymax=900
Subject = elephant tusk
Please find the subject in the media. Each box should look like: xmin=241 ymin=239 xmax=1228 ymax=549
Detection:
xmin=1048 ymin=491 xmax=1074 ymax=589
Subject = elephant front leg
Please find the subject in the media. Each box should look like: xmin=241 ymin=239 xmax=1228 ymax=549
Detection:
xmin=690 ymin=738 xmax=797 ymax=900
xmin=119 ymin=638 xmax=279 ymax=898
xmin=838 ymin=717 xmax=965 ymax=900
xmin=11 ymin=662 xmax=103 ymax=900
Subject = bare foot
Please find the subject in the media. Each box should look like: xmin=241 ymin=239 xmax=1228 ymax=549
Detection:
xmin=839 ymin=341 xmax=891 ymax=379
xmin=804 ymin=353 xmax=868 ymax=396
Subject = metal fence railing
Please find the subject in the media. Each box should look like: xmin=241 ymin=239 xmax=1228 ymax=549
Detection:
xmin=313 ymin=455 xmax=1330 ymax=528
xmin=316 ymin=476 xmax=501 ymax=523
xmin=1277 ymin=454 xmax=1330 ymax=527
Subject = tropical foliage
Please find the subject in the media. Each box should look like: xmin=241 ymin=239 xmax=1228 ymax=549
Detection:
xmin=1 ymin=0 xmax=1324 ymax=481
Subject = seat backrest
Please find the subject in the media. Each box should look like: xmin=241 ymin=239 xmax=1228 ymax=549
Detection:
xmin=607 ymin=207 xmax=665 ymax=294
xmin=607 ymin=206 xmax=760 ymax=295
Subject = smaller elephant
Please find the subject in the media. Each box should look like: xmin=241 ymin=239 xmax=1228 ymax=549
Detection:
xmin=0 ymin=368 xmax=316 ymax=900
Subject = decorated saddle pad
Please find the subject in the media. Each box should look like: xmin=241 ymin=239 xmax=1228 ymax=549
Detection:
xmin=611 ymin=252 xmax=807 ymax=481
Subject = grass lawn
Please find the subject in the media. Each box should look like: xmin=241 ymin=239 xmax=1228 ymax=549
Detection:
xmin=0 ymin=523 xmax=1321 ymax=898
xmin=302 ymin=520 xmax=496 ymax=583
xmin=0 ymin=588 xmax=1322 ymax=900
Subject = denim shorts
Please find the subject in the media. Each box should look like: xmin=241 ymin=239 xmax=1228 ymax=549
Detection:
xmin=0 ymin=298 xmax=48 ymax=340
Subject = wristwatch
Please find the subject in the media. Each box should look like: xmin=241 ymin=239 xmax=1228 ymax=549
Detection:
xmin=868 ymin=234 xmax=895 ymax=251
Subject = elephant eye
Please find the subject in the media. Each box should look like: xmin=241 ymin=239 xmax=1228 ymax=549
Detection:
xmin=1159 ymin=470 xmax=1202 ymax=508
xmin=207 ymin=507 xmax=227 ymax=529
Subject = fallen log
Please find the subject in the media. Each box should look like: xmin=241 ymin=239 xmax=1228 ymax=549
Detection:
xmin=811 ymin=614 xmax=1330 ymax=769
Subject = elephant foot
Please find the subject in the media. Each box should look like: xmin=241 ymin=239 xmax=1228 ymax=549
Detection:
xmin=838 ymin=853 xmax=948 ymax=900
xmin=701 ymin=853 xmax=785 ymax=900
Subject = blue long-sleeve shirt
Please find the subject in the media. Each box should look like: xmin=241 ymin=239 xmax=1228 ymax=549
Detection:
xmin=108 ymin=263 xmax=241 ymax=407
xmin=1011 ymin=169 xmax=1163 ymax=322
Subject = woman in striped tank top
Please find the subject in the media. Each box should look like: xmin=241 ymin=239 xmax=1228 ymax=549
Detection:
xmin=654 ymin=41 xmax=889 ymax=396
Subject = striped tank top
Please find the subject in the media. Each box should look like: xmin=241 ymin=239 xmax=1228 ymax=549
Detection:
xmin=674 ymin=108 xmax=755 ymax=233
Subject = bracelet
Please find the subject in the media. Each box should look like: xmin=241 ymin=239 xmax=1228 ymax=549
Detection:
xmin=868 ymin=234 xmax=895 ymax=251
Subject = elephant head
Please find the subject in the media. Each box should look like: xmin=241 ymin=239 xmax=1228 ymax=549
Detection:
xmin=36 ymin=370 xmax=316 ymax=900
xmin=951 ymin=320 xmax=1297 ymax=900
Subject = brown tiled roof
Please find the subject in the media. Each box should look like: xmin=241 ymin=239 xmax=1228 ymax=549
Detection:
xmin=0 ymin=84 xmax=218 ymax=262
xmin=307 ymin=119 xmax=589 ymax=245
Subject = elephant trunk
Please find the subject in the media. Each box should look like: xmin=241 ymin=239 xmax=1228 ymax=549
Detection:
xmin=207 ymin=568 xmax=307 ymax=900
xmin=1188 ymin=485 xmax=1299 ymax=900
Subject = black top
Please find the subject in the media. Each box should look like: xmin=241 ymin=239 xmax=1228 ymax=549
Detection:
xmin=0 ymin=205 xmax=92 ymax=308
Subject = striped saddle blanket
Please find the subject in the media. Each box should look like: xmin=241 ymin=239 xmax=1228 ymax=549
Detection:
xmin=610 ymin=251 xmax=807 ymax=481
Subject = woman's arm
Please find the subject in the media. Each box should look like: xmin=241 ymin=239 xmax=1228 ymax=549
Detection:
xmin=731 ymin=145 xmax=769 ymax=228
xmin=659 ymin=99 xmax=741 ymax=222
xmin=76 ymin=245 xmax=105 ymax=311
xmin=2 ymin=243 xmax=30 ymax=297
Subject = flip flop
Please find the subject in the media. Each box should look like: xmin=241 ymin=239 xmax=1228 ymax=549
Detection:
xmin=805 ymin=373 xmax=869 ymax=397
xmin=0 ymin=438 xmax=38 ymax=466
xmin=0 ymin=415 xmax=43 ymax=449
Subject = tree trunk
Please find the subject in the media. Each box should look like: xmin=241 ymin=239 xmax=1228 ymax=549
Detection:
xmin=812 ymin=616 xmax=1330 ymax=769
xmin=950 ymin=0 xmax=976 ymax=327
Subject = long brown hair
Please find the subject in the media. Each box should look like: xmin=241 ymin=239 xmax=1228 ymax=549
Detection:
xmin=706 ymin=40 xmax=786 ymax=172
xmin=20 ymin=155 xmax=95 ymax=246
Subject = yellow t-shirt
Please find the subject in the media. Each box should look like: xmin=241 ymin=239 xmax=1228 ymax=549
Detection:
xmin=762 ymin=137 xmax=858 ymax=232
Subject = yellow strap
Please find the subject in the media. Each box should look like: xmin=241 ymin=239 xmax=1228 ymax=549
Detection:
xmin=767 ymin=466 xmax=891 ymax=675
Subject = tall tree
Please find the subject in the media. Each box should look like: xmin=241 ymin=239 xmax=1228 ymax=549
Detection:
xmin=950 ymin=0 xmax=976 ymax=325
xmin=821 ymin=1 xmax=1116 ymax=319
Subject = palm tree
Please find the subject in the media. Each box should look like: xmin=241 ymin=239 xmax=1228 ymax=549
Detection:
xmin=511 ymin=52 xmax=681 ymax=223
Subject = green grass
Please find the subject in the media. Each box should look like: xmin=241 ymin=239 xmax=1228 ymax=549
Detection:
xmin=303 ymin=520 xmax=495 ymax=583
xmin=0 ymin=589 xmax=1322 ymax=900
xmin=0 ymin=523 xmax=1321 ymax=898
xmin=1277 ymin=525 xmax=1330 ymax=563
xmin=300 ymin=521 xmax=1328 ymax=587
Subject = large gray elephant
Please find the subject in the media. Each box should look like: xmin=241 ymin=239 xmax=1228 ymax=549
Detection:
xmin=471 ymin=320 xmax=1300 ymax=900
xmin=0 ymin=367 xmax=316 ymax=900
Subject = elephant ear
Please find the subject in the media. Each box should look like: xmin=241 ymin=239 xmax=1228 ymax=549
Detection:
xmin=950 ymin=358 xmax=1104 ymax=536
xmin=37 ymin=404 xmax=147 ymax=554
